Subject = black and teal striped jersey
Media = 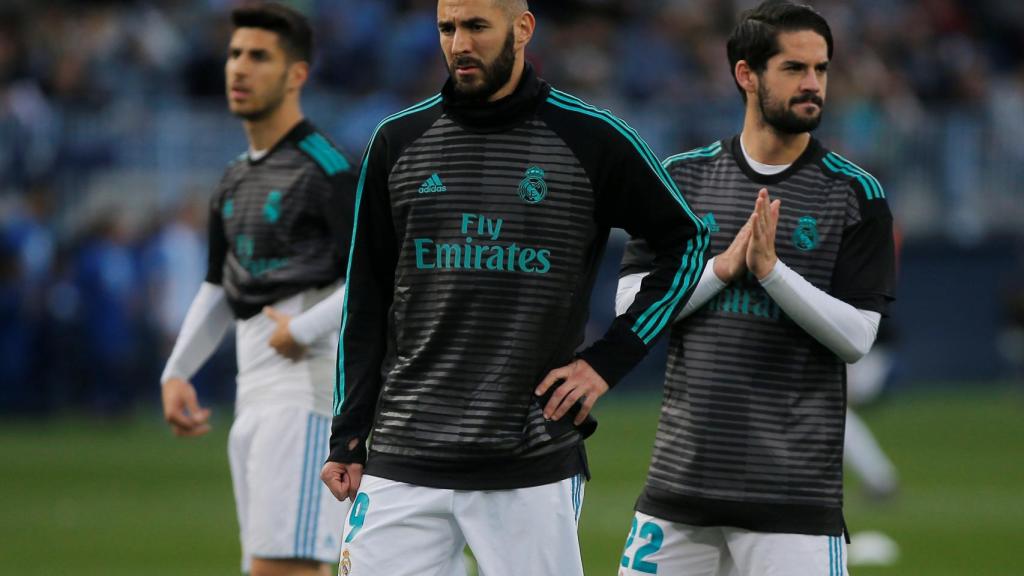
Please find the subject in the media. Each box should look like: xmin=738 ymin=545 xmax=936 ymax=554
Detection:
xmin=621 ymin=135 xmax=895 ymax=535
xmin=206 ymin=120 xmax=357 ymax=319
xmin=328 ymin=65 xmax=709 ymax=490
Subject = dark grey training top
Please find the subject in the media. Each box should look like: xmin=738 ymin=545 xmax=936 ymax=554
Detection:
xmin=622 ymin=135 xmax=895 ymax=535
xmin=329 ymin=65 xmax=710 ymax=490
xmin=206 ymin=120 xmax=356 ymax=319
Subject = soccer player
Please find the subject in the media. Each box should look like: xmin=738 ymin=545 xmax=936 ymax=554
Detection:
xmin=318 ymin=1 xmax=709 ymax=574
xmin=159 ymin=4 xmax=355 ymax=575
xmin=615 ymin=1 xmax=896 ymax=574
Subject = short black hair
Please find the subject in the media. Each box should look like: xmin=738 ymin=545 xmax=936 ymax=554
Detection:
xmin=726 ymin=0 xmax=833 ymax=100
xmin=231 ymin=2 xmax=313 ymax=64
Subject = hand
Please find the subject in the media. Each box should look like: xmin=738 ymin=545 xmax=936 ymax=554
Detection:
xmin=320 ymin=461 xmax=364 ymax=502
xmin=713 ymin=216 xmax=754 ymax=283
xmin=263 ymin=306 xmax=305 ymax=360
xmin=746 ymin=188 xmax=781 ymax=280
xmin=535 ymin=359 xmax=609 ymax=426
xmin=161 ymin=378 xmax=212 ymax=437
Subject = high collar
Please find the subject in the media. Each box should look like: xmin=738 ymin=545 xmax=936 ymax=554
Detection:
xmin=442 ymin=62 xmax=550 ymax=133
xmin=248 ymin=118 xmax=313 ymax=165
xmin=728 ymin=133 xmax=822 ymax=185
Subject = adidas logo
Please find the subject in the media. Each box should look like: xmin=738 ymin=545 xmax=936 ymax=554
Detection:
xmin=703 ymin=212 xmax=720 ymax=233
xmin=418 ymin=173 xmax=447 ymax=194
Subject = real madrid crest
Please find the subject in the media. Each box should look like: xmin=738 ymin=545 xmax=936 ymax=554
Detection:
xmin=792 ymin=215 xmax=820 ymax=251
xmin=340 ymin=549 xmax=352 ymax=576
xmin=518 ymin=166 xmax=548 ymax=204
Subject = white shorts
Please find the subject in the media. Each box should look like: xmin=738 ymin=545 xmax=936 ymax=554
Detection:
xmin=618 ymin=512 xmax=848 ymax=576
xmin=228 ymin=405 xmax=350 ymax=572
xmin=338 ymin=473 xmax=586 ymax=576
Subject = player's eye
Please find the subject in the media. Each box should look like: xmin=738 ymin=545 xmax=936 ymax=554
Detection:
xmin=439 ymin=23 xmax=455 ymax=35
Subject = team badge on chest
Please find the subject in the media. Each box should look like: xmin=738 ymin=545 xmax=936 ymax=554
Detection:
xmin=518 ymin=166 xmax=548 ymax=204
xmin=792 ymin=215 xmax=820 ymax=251
xmin=340 ymin=549 xmax=352 ymax=575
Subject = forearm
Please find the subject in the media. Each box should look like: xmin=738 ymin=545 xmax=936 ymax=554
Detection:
xmin=759 ymin=260 xmax=881 ymax=363
xmin=289 ymin=283 xmax=346 ymax=346
xmin=615 ymin=256 xmax=727 ymax=320
xmin=160 ymin=282 xmax=233 ymax=383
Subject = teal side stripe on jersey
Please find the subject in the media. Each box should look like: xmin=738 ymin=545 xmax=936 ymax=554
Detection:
xmin=663 ymin=141 xmax=723 ymax=167
xmin=547 ymin=90 xmax=709 ymax=340
xmin=546 ymin=92 xmax=707 ymax=343
xmin=823 ymin=153 xmax=884 ymax=200
xmin=635 ymin=237 xmax=705 ymax=343
xmin=828 ymin=152 xmax=884 ymax=199
xmin=334 ymin=94 xmax=443 ymax=415
xmin=545 ymin=91 xmax=708 ymax=344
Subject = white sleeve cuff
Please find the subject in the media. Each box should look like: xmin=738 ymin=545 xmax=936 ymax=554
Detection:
xmin=675 ymin=257 xmax=727 ymax=321
xmin=615 ymin=258 xmax=726 ymax=322
xmin=759 ymin=260 xmax=881 ymax=363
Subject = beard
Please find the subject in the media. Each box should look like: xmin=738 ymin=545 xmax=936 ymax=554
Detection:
xmin=230 ymin=73 xmax=288 ymax=121
xmin=449 ymin=27 xmax=516 ymax=101
xmin=756 ymin=80 xmax=824 ymax=135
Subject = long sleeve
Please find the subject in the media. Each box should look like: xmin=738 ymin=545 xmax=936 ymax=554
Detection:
xmin=616 ymin=256 xmax=726 ymax=320
xmin=160 ymin=282 xmax=233 ymax=383
xmin=327 ymin=129 xmax=397 ymax=465
xmin=759 ymin=260 xmax=881 ymax=363
xmin=289 ymin=283 xmax=345 ymax=346
xmin=554 ymin=101 xmax=709 ymax=386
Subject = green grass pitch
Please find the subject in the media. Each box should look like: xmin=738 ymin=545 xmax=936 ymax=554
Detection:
xmin=0 ymin=387 xmax=1021 ymax=575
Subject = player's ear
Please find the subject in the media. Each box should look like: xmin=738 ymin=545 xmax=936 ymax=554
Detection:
xmin=514 ymin=11 xmax=535 ymax=50
xmin=735 ymin=60 xmax=757 ymax=97
xmin=288 ymin=60 xmax=309 ymax=91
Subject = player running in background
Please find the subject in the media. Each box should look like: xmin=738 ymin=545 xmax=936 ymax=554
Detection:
xmin=159 ymin=4 xmax=355 ymax=575
xmin=615 ymin=1 xmax=895 ymax=574
xmin=319 ymin=1 xmax=708 ymax=574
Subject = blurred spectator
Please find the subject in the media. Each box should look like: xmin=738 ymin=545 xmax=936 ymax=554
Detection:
xmin=1 ymin=0 xmax=1023 ymax=413
xmin=72 ymin=214 xmax=142 ymax=415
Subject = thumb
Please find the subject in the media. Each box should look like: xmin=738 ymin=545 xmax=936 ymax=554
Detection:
xmin=185 ymin=390 xmax=210 ymax=423
xmin=263 ymin=306 xmax=282 ymax=322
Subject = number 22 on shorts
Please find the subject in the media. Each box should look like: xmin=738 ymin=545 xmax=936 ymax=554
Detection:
xmin=620 ymin=517 xmax=664 ymax=574
xmin=344 ymin=493 xmax=370 ymax=543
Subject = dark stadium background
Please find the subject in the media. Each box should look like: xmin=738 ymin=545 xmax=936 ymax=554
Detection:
xmin=1 ymin=1 xmax=1021 ymax=574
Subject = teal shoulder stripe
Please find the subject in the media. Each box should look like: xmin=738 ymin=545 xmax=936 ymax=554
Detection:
xmin=548 ymin=90 xmax=691 ymax=213
xmin=299 ymin=138 xmax=340 ymax=175
xmin=309 ymin=133 xmax=352 ymax=173
xmin=663 ymin=141 xmax=723 ymax=168
xmin=545 ymin=90 xmax=708 ymax=344
xmin=827 ymin=152 xmax=884 ymax=199
xmin=334 ymin=94 xmax=442 ymax=415
xmin=302 ymin=134 xmax=339 ymax=174
xmin=822 ymin=154 xmax=880 ymax=200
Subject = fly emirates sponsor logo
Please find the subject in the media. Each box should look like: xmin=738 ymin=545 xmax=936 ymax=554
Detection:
xmin=413 ymin=213 xmax=552 ymax=274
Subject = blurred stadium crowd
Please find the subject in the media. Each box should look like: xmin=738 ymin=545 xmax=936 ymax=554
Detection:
xmin=2 ymin=0 xmax=1023 ymax=414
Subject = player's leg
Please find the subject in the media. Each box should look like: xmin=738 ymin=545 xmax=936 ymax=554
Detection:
xmin=725 ymin=528 xmax=847 ymax=576
xmin=228 ymin=411 xmax=257 ymax=574
xmin=245 ymin=406 xmax=347 ymax=573
xmin=618 ymin=512 xmax=727 ymax=576
xmin=339 ymin=475 xmax=467 ymax=576
xmin=844 ymin=409 xmax=899 ymax=498
xmin=456 ymin=474 xmax=585 ymax=576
